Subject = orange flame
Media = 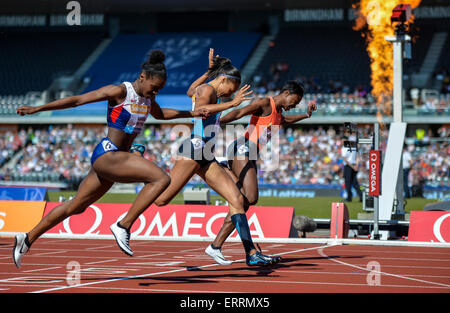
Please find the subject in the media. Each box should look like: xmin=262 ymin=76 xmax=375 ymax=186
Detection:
xmin=353 ymin=0 xmax=421 ymax=125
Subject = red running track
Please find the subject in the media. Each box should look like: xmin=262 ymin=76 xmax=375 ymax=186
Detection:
xmin=0 ymin=237 xmax=449 ymax=293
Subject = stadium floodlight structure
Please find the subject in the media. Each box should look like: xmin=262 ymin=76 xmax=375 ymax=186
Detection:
xmin=378 ymin=4 xmax=412 ymax=232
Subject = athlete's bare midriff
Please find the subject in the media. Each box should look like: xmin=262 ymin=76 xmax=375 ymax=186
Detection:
xmin=107 ymin=127 xmax=138 ymax=151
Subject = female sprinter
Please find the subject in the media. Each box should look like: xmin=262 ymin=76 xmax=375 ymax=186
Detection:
xmin=12 ymin=50 xmax=209 ymax=268
xmin=205 ymin=80 xmax=317 ymax=265
xmin=154 ymin=51 xmax=280 ymax=266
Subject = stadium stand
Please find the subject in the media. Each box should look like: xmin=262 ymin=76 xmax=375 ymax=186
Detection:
xmin=0 ymin=32 xmax=106 ymax=95
xmin=252 ymin=26 xmax=371 ymax=92
xmin=0 ymin=93 xmax=43 ymax=115
xmin=0 ymin=125 xmax=447 ymax=192
xmin=404 ymin=25 xmax=435 ymax=75
xmin=0 ymin=15 xmax=448 ymax=194
xmin=48 ymin=32 xmax=261 ymax=116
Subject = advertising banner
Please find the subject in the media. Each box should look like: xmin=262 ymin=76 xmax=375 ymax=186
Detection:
xmin=0 ymin=201 xmax=46 ymax=233
xmin=368 ymin=150 xmax=382 ymax=196
xmin=408 ymin=211 xmax=450 ymax=243
xmin=43 ymin=203 xmax=295 ymax=239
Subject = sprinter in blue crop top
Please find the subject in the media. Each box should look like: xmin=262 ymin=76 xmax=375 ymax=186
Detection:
xmin=154 ymin=49 xmax=281 ymax=267
xmin=12 ymin=50 xmax=209 ymax=267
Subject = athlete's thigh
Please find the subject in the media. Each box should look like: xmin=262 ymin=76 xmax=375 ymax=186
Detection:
xmin=156 ymin=158 xmax=200 ymax=204
xmin=93 ymin=151 xmax=167 ymax=184
xmin=197 ymin=161 xmax=242 ymax=202
xmin=222 ymin=164 xmax=240 ymax=185
xmin=231 ymin=158 xmax=259 ymax=201
xmin=70 ymin=169 xmax=114 ymax=209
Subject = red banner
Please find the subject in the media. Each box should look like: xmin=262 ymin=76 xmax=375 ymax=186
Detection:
xmin=408 ymin=211 xmax=450 ymax=243
xmin=368 ymin=150 xmax=382 ymax=196
xmin=330 ymin=202 xmax=349 ymax=239
xmin=43 ymin=203 xmax=294 ymax=239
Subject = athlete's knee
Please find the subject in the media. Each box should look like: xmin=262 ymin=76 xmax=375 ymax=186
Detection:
xmin=145 ymin=172 xmax=171 ymax=189
xmin=153 ymin=174 xmax=171 ymax=191
xmin=228 ymin=191 xmax=245 ymax=209
xmin=154 ymin=195 xmax=170 ymax=207
xmin=246 ymin=193 xmax=258 ymax=206
xmin=66 ymin=195 xmax=101 ymax=215
xmin=66 ymin=201 xmax=88 ymax=215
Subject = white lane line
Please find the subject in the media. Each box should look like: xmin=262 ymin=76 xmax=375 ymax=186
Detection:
xmin=191 ymin=278 xmax=450 ymax=290
xmin=31 ymin=244 xmax=326 ymax=293
xmin=137 ymin=253 xmax=165 ymax=258
xmin=23 ymin=267 xmax=61 ymax=273
xmin=262 ymin=269 xmax=450 ymax=279
xmin=33 ymin=251 xmax=68 ymax=257
xmin=84 ymin=259 xmax=118 ymax=265
xmin=0 ymin=283 xmax=237 ymax=293
xmin=85 ymin=245 xmax=117 ymax=251
xmin=318 ymin=247 xmax=450 ymax=289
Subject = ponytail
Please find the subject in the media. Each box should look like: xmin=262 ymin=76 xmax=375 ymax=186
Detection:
xmin=207 ymin=56 xmax=241 ymax=83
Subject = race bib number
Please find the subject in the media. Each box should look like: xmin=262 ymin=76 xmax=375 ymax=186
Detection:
xmin=237 ymin=144 xmax=249 ymax=154
xmin=191 ymin=138 xmax=205 ymax=150
xmin=102 ymin=140 xmax=116 ymax=152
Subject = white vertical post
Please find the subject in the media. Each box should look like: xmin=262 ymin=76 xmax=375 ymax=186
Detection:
xmin=393 ymin=39 xmax=405 ymax=215
xmin=385 ymin=34 xmax=410 ymax=217
xmin=392 ymin=40 xmax=403 ymax=123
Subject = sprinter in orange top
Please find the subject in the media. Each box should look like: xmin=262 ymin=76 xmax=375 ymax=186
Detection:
xmin=243 ymin=95 xmax=283 ymax=150
xmin=204 ymin=80 xmax=317 ymax=265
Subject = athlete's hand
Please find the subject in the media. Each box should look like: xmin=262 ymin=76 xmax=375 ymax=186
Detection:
xmin=192 ymin=107 xmax=211 ymax=119
xmin=16 ymin=106 xmax=39 ymax=116
xmin=208 ymin=48 xmax=218 ymax=69
xmin=307 ymin=100 xmax=317 ymax=117
xmin=232 ymin=84 xmax=253 ymax=107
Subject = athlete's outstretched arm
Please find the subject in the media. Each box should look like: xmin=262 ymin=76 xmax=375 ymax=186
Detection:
xmin=194 ymin=84 xmax=253 ymax=115
xmin=16 ymin=85 xmax=126 ymax=115
xmin=186 ymin=48 xmax=217 ymax=98
xmin=150 ymin=98 xmax=209 ymax=120
xmin=281 ymin=100 xmax=317 ymax=125
xmin=219 ymin=98 xmax=265 ymax=125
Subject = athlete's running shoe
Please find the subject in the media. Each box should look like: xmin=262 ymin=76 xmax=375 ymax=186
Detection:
xmin=205 ymin=244 xmax=233 ymax=265
xmin=110 ymin=222 xmax=133 ymax=256
xmin=246 ymin=251 xmax=278 ymax=266
xmin=259 ymin=253 xmax=282 ymax=264
xmin=255 ymin=243 xmax=282 ymax=264
xmin=13 ymin=233 xmax=29 ymax=268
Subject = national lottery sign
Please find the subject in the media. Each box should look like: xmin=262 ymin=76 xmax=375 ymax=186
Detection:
xmin=42 ymin=203 xmax=295 ymax=239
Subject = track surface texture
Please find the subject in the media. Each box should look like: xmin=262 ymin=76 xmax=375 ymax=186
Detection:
xmin=0 ymin=237 xmax=449 ymax=293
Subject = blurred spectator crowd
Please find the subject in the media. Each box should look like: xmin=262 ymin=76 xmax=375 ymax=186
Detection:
xmin=252 ymin=61 xmax=370 ymax=96
xmin=0 ymin=124 xmax=448 ymax=192
xmin=250 ymin=63 xmax=450 ymax=116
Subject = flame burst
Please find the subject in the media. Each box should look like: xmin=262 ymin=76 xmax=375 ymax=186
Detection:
xmin=353 ymin=0 xmax=421 ymax=124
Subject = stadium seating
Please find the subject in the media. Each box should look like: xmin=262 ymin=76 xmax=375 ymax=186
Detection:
xmin=404 ymin=26 xmax=435 ymax=74
xmin=0 ymin=31 xmax=105 ymax=95
xmin=0 ymin=93 xmax=43 ymax=115
xmin=0 ymin=125 xmax=447 ymax=190
xmin=48 ymin=32 xmax=262 ymax=115
xmin=255 ymin=27 xmax=371 ymax=90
